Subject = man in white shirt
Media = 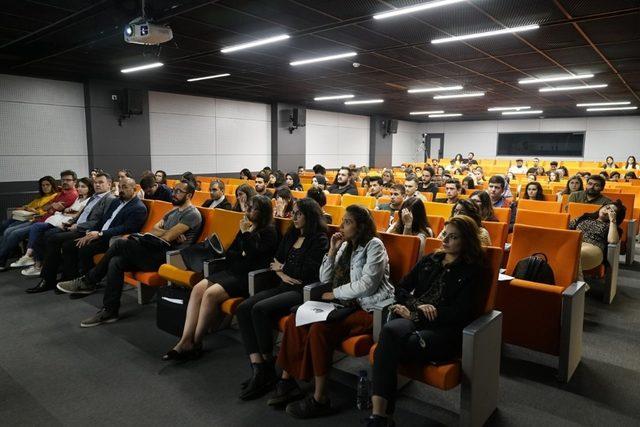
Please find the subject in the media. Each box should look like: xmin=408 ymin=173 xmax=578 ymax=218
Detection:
xmin=508 ymin=159 xmax=528 ymax=175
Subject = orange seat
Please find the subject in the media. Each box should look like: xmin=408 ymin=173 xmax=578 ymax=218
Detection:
xmin=423 ymin=237 xmax=443 ymax=255
xmin=368 ymin=209 xmax=390 ymax=232
xmin=191 ymin=191 xmax=210 ymax=206
xmin=517 ymin=199 xmax=562 ymax=213
xmin=493 ymin=207 xmax=510 ymax=223
xmin=342 ymin=194 xmax=376 ymax=209
xmin=424 ymin=201 xmax=453 ymax=218
xmin=325 ymin=193 xmax=341 ymax=206
xmin=291 ymin=190 xmax=306 ymax=199
xmin=324 ymin=205 xmax=346 ymax=225
xmin=515 ymin=209 xmax=569 ymax=229
xmin=427 ymin=215 xmax=445 ymax=237
xmin=482 ymin=221 xmax=508 ymax=249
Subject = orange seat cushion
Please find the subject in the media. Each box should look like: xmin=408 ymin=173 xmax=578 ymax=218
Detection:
xmin=93 ymin=253 xmax=104 ymax=264
xmin=157 ymin=264 xmax=202 ymax=288
xmin=221 ymin=297 xmax=244 ymax=315
xmin=369 ymin=344 xmax=461 ymax=390
xmin=133 ymin=272 xmax=167 ymax=287
xmin=124 ymin=272 xmax=138 ymax=286
xmin=340 ymin=334 xmax=373 ymax=357
xmin=278 ymin=315 xmax=290 ymax=332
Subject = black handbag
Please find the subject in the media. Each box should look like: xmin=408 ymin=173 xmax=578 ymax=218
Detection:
xmin=156 ymin=285 xmax=190 ymax=336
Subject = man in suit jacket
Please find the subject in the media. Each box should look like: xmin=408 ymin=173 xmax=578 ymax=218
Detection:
xmin=29 ymin=177 xmax=147 ymax=293
xmin=202 ymin=179 xmax=233 ymax=210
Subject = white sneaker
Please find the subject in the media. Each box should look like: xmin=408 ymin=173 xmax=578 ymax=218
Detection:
xmin=10 ymin=255 xmax=34 ymax=268
xmin=21 ymin=266 xmax=41 ymax=277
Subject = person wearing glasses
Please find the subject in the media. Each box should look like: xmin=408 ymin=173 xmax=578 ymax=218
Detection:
xmin=202 ymin=179 xmax=232 ymax=209
xmin=163 ymin=195 xmax=279 ymax=361
xmin=0 ymin=170 xmax=78 ymax=271
xmin=58 ymin=180 xmax=202 ymax=328
xmin=236 ymin=198 xmax=329 ymax=401
xmin=366 ymin=215 xmax=484 ymax=427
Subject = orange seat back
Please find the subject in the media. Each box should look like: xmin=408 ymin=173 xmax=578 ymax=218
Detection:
xmin=226 ymin=184 xmax=237 ymax=195
xmin=423 ymin=237 xmax=443 ymax=255
xmin=482 ymin=221 xmax=508 ymax=249
xmin=191 ymin=191 xmax=210 ymax=206
xmin=419 ymin=192 xmax=434 ymax=202
xmin=194 ymin=207 xmax=217 ymax=243
xmin=326 ymin=193 xmax=341 ymax=206
xmin=291 ymin=190 xmax=306 ymax=199
xmin=515 ymin=209 xmax=569 ymax=229
xmin=368 ymin=209 xmax=390 ymax=232
xmin=517 ymin=199 xmax=562 ymax=213
xmin=324 ymin=205 xmax=346 ymax=225
xmin=209 ymin=208 xmax=245 ymax=250
xmin=424 ymin=201 xmax=453 ymax=218
xmin=357 ymin=187 xmax=367 ymax=196
xmin=507 ymin=224 xmax=581 ymax=288
xmin=567 ymin=202 xmax=600 ymax=220
xmin=275 ymin=217 xmax=292 ymax=237
xmin=493 ymin=207 xmax=510 ymax=223
xmin=427 ymin=215 xmax=445 ymax=237
xmin=141 ymin=200 xmax=173 ymax=233
xmin=477 ymin=247 xmax=504 ymax=315
xmin=379 ymin=232 xmax=421 ymax=284
xmin=603 ymin=192 xmax=634 ymax=220
xmin=342 ymin=194 xmax=376 ymax=209
xmin=226 ymin=194 xmax=237 ymax=207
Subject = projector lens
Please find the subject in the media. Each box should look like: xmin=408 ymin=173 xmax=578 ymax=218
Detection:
xmin=125 ymin=26 xmax=133 ymax=36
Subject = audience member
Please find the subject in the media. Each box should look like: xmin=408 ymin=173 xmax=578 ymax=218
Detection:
xmin=58 ymin=180 xmax=203 ymax=327
xmin=417 ymin=167 xmax=438 ymax=198
xmin=306 ymin=187 xmax=332 ymax=224
xmin=487 ymin=175 xmax=512 ymax=208
xmin=202 ymin=179 xmax=232 ymax=209
xmin=387 ymin=197 xmax=433 ymax=254
xmin=155 ymin=170 xmax=168 ymax=185
xmin=463 ymin=152 xmax=478 ymax=165
xmin=558 ymin=175 xmax=584 ymax=198
xmin=509 ymin=182 xmax=544 ymax=232
xmin=254 ymin=173 xmax=273 ymax=198
xmin=275 ymin=187 xmax=294 ymax=218
xmin=328 ymin=167 xmax=358 ymax=196
xmin=312 ymin=164 xmax=326 ymax=176
xmin=0 ymin=176 xmax=58 ymax=239
xmin=469 ymin=191 xmax=498 ymax=222
xmin=312 ymin=174 xmax=329 ymax=193
xmin=548 ymin=171 xmax=560 ymax=183
xmin=377 ymin=184 xmax=405 ymax=220
xmin=624 ymin=171 xmax=637 ymax=180
xmin=509 ymin=159 xmax=527 ymax=175
xmin=602 ymin=156 xmax=618 ymax=169
xmin=286 ymin=172 xmax=303 ymax=191
xmin=367 ymin=176 xmax=383 ymax=199
xmin=297 ymin=166 xmax=305 ymax=176
xmin=164 ymin=195 xmax=278 ymax=361
xmin=610 ymin=171 xmax=621 ymax=182
xmin=557 ymin=166 xmax=569 ymax=179
xmin=381 ymin=169 xmax=394 ymax=188
xmin=236 ymin=198 xmax=328 ymax=401
xmin=240 ymin=168 xmax=254 ymax=181
xmin=567 ymin=175 xmax=612 ymax=206
xmin=473 ymin=167 xmax=484 ymax=184
xmin=435 ymin=179 xmax=461 ymax=204
xmin=367 ymin=215 xmax=484 ymax=426
xmin=461 ymin=176 xmax=475 ymax=192
xmin=140 ymin=174 xmax=173 ymax=203
xmin=234 ymin=184 xmax=257 ymax=212
xmin=403 ymin=175 xmax=426 ymax=201
xmin=268 ymin=171 xmax=285 ymax=189
xmin=438 ymin=200 xmax=491 ymax=246
xmin=625 ymin=156 xmax=638 ymax=170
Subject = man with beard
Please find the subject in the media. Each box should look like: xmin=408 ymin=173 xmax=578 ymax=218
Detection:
xmin=328 ymin=167 xmax=358 ymax=196
xmin=568 ymin=175 xmax=612 ymax=206
xmin=253 ymin=173 xmax=274 ymax=198
xmin=58 ymin=179 xmax=202 ymax=327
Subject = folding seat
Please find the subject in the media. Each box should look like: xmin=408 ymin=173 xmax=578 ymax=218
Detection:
xmin=324 ymin=205 xmax=346 ymax=225
xmin=368 ymin=209 xmax=391 ymax=231
xmin=357 ymin=187 xmax=367 ymax=196
xmin=423 ymin=236 xmax=443 ymax=255
xmin=427 ymin=215 xmax=445 ymax=237
xmin=342 ymin=194 xmax=377 ymax=209
xmin=325 ymin=193 xmax=341 ymax=206
xmin=225 ymin=184 xmax=237 ymax=195
xmin=291 ymin=190 xmax=306 ymax=199
xmin=424 ymin=201 xmax=453 ymax=218
xmin=369 ymin=246 xmax=503 ymax=426
xmin=190 ymin=191 xmax=210 ymax=206
xmin=419 ymin=192 xmax=434 ymax=201
xmin=517 ymin=199 xmax=562 ymax=213
xmin=225 ymin=194 xmax=237 ymax=207
xmin=495 ymin=224 xmax=585 ymax=382
xmin=493 ymin=207 xmax=510 ymax=223
xmin=482 ymin=221 xmax=508 ymax=249
xmin=515 ymin=209 xmax=569 ymax=230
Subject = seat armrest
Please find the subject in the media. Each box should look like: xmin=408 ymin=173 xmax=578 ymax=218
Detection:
xmin=604 ymin=242 xmax=620 ymax=304
xmin=203 ymin=257 xmax=227 ymax=277
xmin=303 ymin=282 xmax=332 ymax=302
xmin=248 ymin=268 xmax=278 ymax=296
xmin=166 ymin=250 xmax=186 ymax=269
xmin=460 ymin=310 xmax=502 ymax=427
xmin=626 ymin=220 xmax=636 ymax=266
xmin=372 ymin=297 xmax=395 ymax=343
xmin=559 ymin=281 xmax=587 ymax=383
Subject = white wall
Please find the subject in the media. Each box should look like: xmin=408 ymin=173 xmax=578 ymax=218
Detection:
xmin=0 ymin=74 xmax=88 ymax=182
xmin=392 ymin=120 xmax=426 ymax=165
xmin=422 ymin=116 xmax=640 ymax=161
xmin=305 ymin=109 xmax=369 ymax=168
xmin=149 ymin=91 xmax=271 ymax=174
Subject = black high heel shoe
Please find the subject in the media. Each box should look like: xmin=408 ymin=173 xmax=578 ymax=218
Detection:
xmin=162 ymin=349 xmax=190 ymax=361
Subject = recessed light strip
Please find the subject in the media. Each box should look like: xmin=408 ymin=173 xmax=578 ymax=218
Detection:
xmin=577 ymin=101 xmax=630 ymax=107
xmin=431 ymin=24 xmax=539 ymax=45
xmin=290 ymin=52 xmax=357 ymax=66
xmin=220 ymin=34 xmax=290 ymax=53
xmin=121 ymin=62 xmax=163 ymax=73
xmin=586 ymin=106 xmax=638 ymax=112
xmin=314 ymin=94 xmax=354 ymax=101
xmin=519 ymin=74 xmax=594 ymax=84
xmin=408 ymin=85 xmax=463 ymax=93
xmin=187 ymin=73 xmax=230 ymax=82
xmin=488 ymin=106 xmax=531 ymax=111
xmin=344 ymin=99 xmax=384 ymax=105
xmin=502 ymin=110 xmax=544 ymax=116
xmin=410 ymin=110 xmax=445 ymax=115
xmin=373 ymin=0 xmax=465 ymax=20
xmin=539 ymin=84 xmax=607 ymax=92
xmin=429 ymin=113 xmax=462 ymax=118
xmin=434 ymin=92 xmax=485 ymax=99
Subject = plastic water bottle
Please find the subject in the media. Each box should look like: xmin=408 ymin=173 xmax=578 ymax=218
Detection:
xmin=356 ymin=370 xmax=372 ymax=410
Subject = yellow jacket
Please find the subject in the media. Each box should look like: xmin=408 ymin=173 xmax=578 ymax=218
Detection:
xmin=24 ymin=193 xmax=59 ymax=216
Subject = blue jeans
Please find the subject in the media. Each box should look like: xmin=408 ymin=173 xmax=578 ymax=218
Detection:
xmin=0 ymin=222 xmax=34 ymax=266
xmin=27 ymin=222 xmax=55 ymax=260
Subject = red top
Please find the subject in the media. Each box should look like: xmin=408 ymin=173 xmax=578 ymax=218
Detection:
xmin=37 ymin=188 xmax=78 ymax=222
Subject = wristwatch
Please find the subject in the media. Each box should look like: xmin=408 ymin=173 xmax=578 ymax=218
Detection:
xmin=98 ymin=231 xmax=104 ymax=237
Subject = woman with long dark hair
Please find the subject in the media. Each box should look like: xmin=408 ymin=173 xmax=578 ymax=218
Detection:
xmin=240 ymin=168 xmax=254 ymax=181
xmin=508 ymin=182 xmax=545 ymax=232
xmin=381 ymin=169 xmax=394 ymax=188
xmin=625 ymin=156 xmax=639 ymax=170
xmin=271 ymin=205 xmax=393 ymax=418
xmin=602 ymin=156 xmax=618 ymax=169
xmin=559 ymin=175 xmax=584 ymax=196
xmin=285 ymin=172 xmax=304 ymax=191
xmin=275 ymin=187 xmax=295 ymax=218
xmin=236 ymin=198 xmax=329 ymax=401
xmin=387 ymin=197 xmax=433 ymax=254
xmin=366 ymin=215 xmax=484 ymax=426
xmin=0 ymin=176 xmax=58 ymax=239
xmin=155 ymin=170 xmax=168 ymax=185
xmin=469 ymin=190 xmax=497 ymax=222
xmin=438 ymin=199 xmax=491 ymax=246
xmin=234 ymin=184 xmax=257 ymax=213
xmin=163 ymin=195 xmax=279 ymax=361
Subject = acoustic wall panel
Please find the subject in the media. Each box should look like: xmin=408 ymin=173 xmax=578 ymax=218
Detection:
xmin=306 ymin=109 xmax=369 ymax=168
xmin=393 ymin=120 xmax=425 ymax=165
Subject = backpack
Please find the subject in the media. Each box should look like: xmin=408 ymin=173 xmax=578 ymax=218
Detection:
xmin=512 ymin=253 xmax=556 ymax=285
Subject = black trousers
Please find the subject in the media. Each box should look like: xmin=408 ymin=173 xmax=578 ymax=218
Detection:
xmin=372 ymin=318 xmax=459 ymax=412
xmin=235 ymin=283 xmax=302 ymax=356
xmin=86 ymin=238 xmax=166 ymax=313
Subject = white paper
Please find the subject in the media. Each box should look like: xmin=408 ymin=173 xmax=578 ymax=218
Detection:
xmin=161 ymin=297 xmax=183 ymax=305
xmin=498 ymin=273 xmax=514 ymax=281
xmin=295 ymin=301 xmax=336 ymax=327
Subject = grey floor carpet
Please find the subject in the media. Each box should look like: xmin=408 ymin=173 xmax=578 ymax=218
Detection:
xmin=1 ymin=259 xmax=640 ymax=426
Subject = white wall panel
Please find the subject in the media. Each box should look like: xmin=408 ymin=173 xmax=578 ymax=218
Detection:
xmin=216 ymin=99 xmax=270 ymax=121
xmin=306 ymin=109 xmax=369 ymax=168
xmin=149 ymin=113 xmax=215 ymax=155
xmin=148 ymin=91 xmax=215 ymax=116
xmin=393 ymin=120 xmax=424 ymax=165
xmin=307 ymin=109 xmax=338 ymax=126
xmin=0 ymin=74 xmax=87 ymax=182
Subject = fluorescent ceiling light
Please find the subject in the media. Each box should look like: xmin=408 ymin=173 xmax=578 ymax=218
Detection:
xmin=434 ymin=92 xmax=484 ymax=99
xmin=373 ymin=0 xmax=465 ymax=20
xmin=314 ymin=94 xmax=354 ymax=101
xmin=290 ymin=52 xmax=357 ymax=66
xmin=577 ymin=101 xmax=630 ymax=107
xmin=586 ymin=106 xmax=638 ymax=112
xmin=502 ymin=110 xmax=544 ymax=116
xmin=429 ymin=113 xmax=462 ymax=118
xmin=519 ymin=74 xmax=594 ymax=84
xmin=410 ymin=110 xmax=445 ymax=115
xmin=431 ymin=24 xmax=539 ymax=44
xmin=408 ymin=85 xmax=463 ymax=93
xmin=220 ymin=34 xmax=290 ymax=53
xmin=539 ymin=84 xmax=607 ymax=92
xmin=187 ymin=73 xmax=230 ymax=82
xmin=121 ymin=62 xmax=163 ymax=73
xmin=488 ymin=106 xmax=531 ymax=111
xmin=344 ymin=99 xmax=384 ymax=105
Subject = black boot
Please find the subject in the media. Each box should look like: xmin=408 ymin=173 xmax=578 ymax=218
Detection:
xmin=239 ymin=361 xmax=277 ymax=401
xmin=25 ymin=280 xmax=55 ymax=294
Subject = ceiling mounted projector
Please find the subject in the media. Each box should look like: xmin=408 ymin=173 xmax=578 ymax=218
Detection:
xmin=124 ymin=18 xmax=173 ymax=45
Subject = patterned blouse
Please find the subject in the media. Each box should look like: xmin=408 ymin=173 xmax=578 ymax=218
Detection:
xmin=570 ymin=218 xmax=609 ymax=255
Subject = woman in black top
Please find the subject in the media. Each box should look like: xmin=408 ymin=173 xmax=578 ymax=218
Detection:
xmin=236 ymin=198 xmax=329 ymax=401
xmin=366 ymin=215 xmax=484 ymax=426
xmin=163 ymin=195 xmax=278 ymax=361
xmin=508 ymin=181 xmax=544 ymax=232
xmin=286 ymin=172 xmax=304 ymax=191
xmin=234 ymin=184 xmax=257 ymax=212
